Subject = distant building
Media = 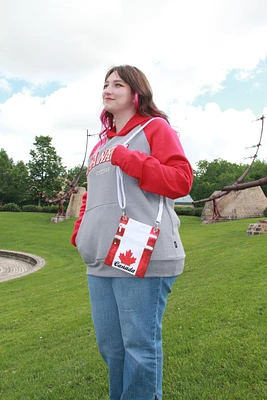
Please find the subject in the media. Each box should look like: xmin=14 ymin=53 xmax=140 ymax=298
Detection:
xmin=175 ymin=194 xmax=194 ymax=206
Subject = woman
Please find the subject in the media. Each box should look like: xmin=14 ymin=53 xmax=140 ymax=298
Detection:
xmin=71 ymin=65 xmax=193 ymax=400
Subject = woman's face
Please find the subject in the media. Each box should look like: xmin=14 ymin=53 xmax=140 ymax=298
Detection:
xmin=102 ymin=71 xmax=135 ymax=116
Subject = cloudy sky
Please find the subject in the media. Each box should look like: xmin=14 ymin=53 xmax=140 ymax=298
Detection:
xmin=1 ymin=0 xmax=267 ymax=170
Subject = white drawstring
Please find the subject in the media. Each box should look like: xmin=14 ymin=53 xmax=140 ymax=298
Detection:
xmin=155 ymin=195 xmax=164 ymax=227
xmin=116 ymin=167 xmax=126 ymax=212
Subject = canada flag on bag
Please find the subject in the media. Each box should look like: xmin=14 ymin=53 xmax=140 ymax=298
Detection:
xmin=104 ymin=216 xmax=160 ymax=278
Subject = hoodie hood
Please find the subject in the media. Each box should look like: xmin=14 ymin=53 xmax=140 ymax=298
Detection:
xmin=106 ymin=114 xmax=152 ymax=139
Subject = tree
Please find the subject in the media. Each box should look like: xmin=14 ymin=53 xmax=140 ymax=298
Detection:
xmin=0 ymin=149 xmax=30 ymax=205
xmin=191 ymin=158 xmax=267 ymax=202
xmin=190 ymin=159 xmax=244 ymax=201
xmin=0 ymin=149 xmax=13 ymax=205
xmin=66 ymin=165 xmax=87 ymax=190
xmin=9 ymin=161 xmax=30 ymax=205
xmin=244 ymin=159 xmax=267 ymax=196
xmin=192 ymin=115 xmax=266 ymax=218
xmin=27 ymin=136 xmax=67 ymax=206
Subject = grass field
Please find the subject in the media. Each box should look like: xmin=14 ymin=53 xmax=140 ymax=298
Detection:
xmin=0 ymin=212 xmax=266 ymax=400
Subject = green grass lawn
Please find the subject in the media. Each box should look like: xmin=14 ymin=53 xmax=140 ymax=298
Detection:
xmin=0 ymin=212 xmax=266 ymax=400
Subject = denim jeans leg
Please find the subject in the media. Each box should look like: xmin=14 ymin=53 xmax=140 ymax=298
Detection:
xmin=113 ymin=276 xmax=177 ymax=400
xmin=87 ymin=275 xmax=177 ymax=400
xmin=87 ymin=276 xmax=125 ymax=400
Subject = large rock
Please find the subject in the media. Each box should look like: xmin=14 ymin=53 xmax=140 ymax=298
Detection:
xmin=202 ymin=187 xmax=267 ymax=223
xmin=66 ymin=187 xmax=86 ymax=218
xmin=247 ymin=220 xmax=267 ymax=235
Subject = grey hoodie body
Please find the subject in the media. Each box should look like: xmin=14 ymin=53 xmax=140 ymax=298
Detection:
xmin=75 ymin=122 xmax=187 ymax=277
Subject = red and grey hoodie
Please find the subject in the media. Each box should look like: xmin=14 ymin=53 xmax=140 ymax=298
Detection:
xmin=71 ymin=113 xmax=193 ymax=277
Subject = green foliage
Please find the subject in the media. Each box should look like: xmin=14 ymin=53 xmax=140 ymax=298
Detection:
xmin=1 ymin=202 xmax=21 ymax=212
xmin=264 ymin=207 xmax=267 ymax=217
xmin=42 ymin=205 xmax=59 ymax=213
xmin=192 ymin=207 xmax=203 ymax=216
xmin=9 ymin=160 xmax=30 ymax=205
xmin=21 ymin=204 xmax=59 ymax=213
xmin=66 ymin=165 xmax=87 ymax=189
xmin=0 ymin=149 xmax=30 ymax=206
xmin=0 ymin=149 xmax=13 ymax=205
xmin=2 ymin=143 xmax=267 ymax=212
xmin=191 ymin=158 xmax=267 ymax=200
xmin=174 ymin=206 xmax=193 ymax=216
xmin=174 ymin=206 xmax=203 ymax=216
xmin=0 ymin=214 xmax=266 ymax=399
xmin=27 ymin=136 xmax=67 ymax=206
xmin=21 ymin=205 xmax=42 ymax=212
xmin=246 ymin=159 xmax=267 ymax=197
xmin=191 ymin=158 xmax=245 ymax=201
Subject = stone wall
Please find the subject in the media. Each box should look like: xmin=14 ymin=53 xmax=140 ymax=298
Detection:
xmin=66 ymin=187 xmax=86 ymax=218
xmin=246 ymin=221 xmax=267 ymax=235
xmin=202 ymin=187 xmax=267 ymax=223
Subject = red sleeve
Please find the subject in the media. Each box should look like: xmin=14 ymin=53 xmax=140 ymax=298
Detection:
xmin=111 ymin=119 xmax=193 ymax=199
xmin=70 ymin=191 xmax=88 ymax=246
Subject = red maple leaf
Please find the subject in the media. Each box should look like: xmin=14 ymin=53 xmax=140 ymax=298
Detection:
xmin=119 ymin=250 xmax=136 ymax=266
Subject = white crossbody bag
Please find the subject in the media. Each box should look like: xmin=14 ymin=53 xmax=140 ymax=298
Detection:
xmin=104 ymin=118 xmax=164 ymax=278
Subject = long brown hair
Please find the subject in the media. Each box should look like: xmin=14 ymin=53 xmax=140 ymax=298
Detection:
xmin=100 ymin=65 xmax=169 ymax=133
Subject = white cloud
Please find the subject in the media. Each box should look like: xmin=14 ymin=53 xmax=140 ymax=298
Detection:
xmin=1 ymin=0 xmax=267 ymax=85
xmin=0 ymin=73 xmax=104 ymax=168
xmin=0 ymin=78 xmax=12 ymax=93
xmin=0 ymin=0 xmax=267 ymax=169
xmin=170 ymin=104 xmax=264 ymax=168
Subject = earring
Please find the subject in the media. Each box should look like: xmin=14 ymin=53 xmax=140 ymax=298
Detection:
xmin=134 ymin=92 xmax=139 ymax=111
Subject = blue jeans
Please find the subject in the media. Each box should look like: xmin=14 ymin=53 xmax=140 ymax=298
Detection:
xmin=87 ymin=275 xmax=177 ymax=400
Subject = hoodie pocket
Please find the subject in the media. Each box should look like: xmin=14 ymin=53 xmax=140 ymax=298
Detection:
xmin=76 ymin=206 xmax=121 ymax=265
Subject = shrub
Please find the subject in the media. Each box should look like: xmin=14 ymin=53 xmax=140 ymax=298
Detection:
xmin=22 ymin=205 xmax=40 ymax=212
xmin=1 ymin=203 xmax=21 ymax=212
xmin=42 ymin=205 xmax=59 ymax=213
xmin=175 ymin=206 xmax=191 ymax=216
xmin=264 ymin=207 xmax=267 ymax=218
xmin=34 ymin=206 xmax=45 ymax=213
xmin=174 ymin=206 xmax=203 ymax=216
xmin=193 ymin=207 xmax=204 ymax=217
xmin=21 ymin=205 xmax=59 ymax=213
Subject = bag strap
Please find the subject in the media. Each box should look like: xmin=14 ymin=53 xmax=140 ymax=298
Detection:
xmin=123 ymin=117 xmax=159 ymax=145
xmin=116 ymin=118 xmax=164 ymax=227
